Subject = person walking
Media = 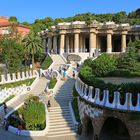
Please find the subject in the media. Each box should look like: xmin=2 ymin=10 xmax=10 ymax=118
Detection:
xmin=3 ymin=102 xmax=7 ymax=114
xmin=47 ymin=100 xmax=51 ymax=112
xmin=16 ymin=122 xmax=24 ymax=135
xmin=72 ymin=71 xmax=76 ymax=78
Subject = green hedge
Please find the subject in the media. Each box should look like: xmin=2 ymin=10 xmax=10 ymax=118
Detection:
xmin=48 ymin=78 xmax=57 ymax=89
xmin=0 ymin=78 xmax=35 ymax=89
xmin=79 ymin=54 xmax=140 ymax=104
xmin=41 ymin=55 xmax=53 ymax=70
xmin=8 ymin=96 xmax=46 ymax=130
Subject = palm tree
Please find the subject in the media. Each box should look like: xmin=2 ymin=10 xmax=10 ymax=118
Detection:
xmin=22 ymin=32 xmax=43 ymax=69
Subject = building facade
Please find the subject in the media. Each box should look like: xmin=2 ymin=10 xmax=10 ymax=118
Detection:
xmin=0 ymin=16 xmax=30 ymax=37
xmin=39 ymin=21 xmax=140 ymax=57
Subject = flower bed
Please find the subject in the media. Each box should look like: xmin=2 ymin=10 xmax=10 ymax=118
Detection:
xmin=8 ymin=96 xmax=46 ymax=130
xmin=48 ymin=78 xmax=57 ymax=89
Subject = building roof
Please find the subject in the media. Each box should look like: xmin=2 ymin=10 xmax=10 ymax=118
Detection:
xmin=0 ymin=16 xmax=31 ymax=29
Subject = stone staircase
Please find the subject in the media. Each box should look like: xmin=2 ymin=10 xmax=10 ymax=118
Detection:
xmin=0 ymin=77 xmax=48 ymax=123
xmin=51 ymin=54 xmax=66 ymax=70
xmin=46 ymin=77 xmax=76 ymax=138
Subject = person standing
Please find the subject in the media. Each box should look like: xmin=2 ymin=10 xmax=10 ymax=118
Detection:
xmin=47 ymin=100 xmax=51 ymax=112
xmin=72 ymin=71 xmax=76 ymax=78
xmin=3 ymin=102 xmax=7 ymax=114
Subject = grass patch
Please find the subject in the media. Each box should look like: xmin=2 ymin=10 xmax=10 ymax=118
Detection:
xmin=41 ymin=55 xmax=53 ymax=70
xmin=0 ymin=95 xmax=15 ymax=106
xmin=48 ymin=78 xmax=57 ymax=89
xmin=72 ymin=98 xmax=80 ymax=122
xmin=72 ymin=86 xmax=79 ymax=97
xmin=8 ymin=96 xmax=46 ymax=130
xmin=0 ymin=78 xmax=35 ymax=89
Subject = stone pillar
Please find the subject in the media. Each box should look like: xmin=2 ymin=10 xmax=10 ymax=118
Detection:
xmin=48 ymin=36 xmax=52 ymax=53
xmin=66 ymin=35 xmax=70 ymax=53
xmin=70 ymin=36 xmax=74 ymax=53
xmin=90 ymin=28 xmax=97 ymax=57
xmin=79 ymin=34 xmax=83 ymax=52
xmin=82 ymin=35 xmax=86 ymax=52
xmin=74 ymin=33 xmax=79 ymax=53
xmin=59 ymin=31 xmax=66 ymax=55
xmin=107 ymin=30 xmax=113 ymax=53
xmin=53 ymin=36 xmax=57 ymax=53
xmin=121 ymin=31 xmax=127 ymax=53
xmin=43 ymin=38 xmax=47 ymax=54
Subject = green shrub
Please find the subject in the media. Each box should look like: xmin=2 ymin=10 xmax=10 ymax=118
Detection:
xmin=23 ymin=101 xmax=46 ymax=130
xmin=79 ymin=65 xmax=94 ymax=85
xmin=48 ymin=78 xmax=57 ymax=89
xmin=92 ymin=53 xmax=118 ymax=77
xmin=8 ymin=98 xmax=46 ymax=130
xmin=41 ymin=55 xmax=53 ymax=69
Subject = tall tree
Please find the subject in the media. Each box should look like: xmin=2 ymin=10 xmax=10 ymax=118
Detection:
xmin=22 ymin=32 xmax=43 ymax=69
xmin=9 ymin=16 xmax=18 ymax=23
xmin=0 ymin=38 xmax=24 ymax=73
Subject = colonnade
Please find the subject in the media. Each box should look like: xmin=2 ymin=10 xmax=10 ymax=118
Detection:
xmin=43 ymin=29 xmax=128 ymax=56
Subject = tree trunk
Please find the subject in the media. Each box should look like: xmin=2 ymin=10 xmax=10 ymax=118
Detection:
xmin=32 ymin=54 xmax=35 ymax=69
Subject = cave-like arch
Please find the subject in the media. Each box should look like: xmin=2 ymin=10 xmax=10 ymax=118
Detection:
xmin=99 ymin=117 xmax=130 ymax=140
xmin=82 ymin=114 xmax=94 ymax=140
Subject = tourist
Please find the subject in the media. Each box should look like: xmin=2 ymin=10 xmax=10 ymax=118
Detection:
xmin=72 ymin=71 xmax=76 ymax=78
xmin=16 ymin=123 xmax=24 ymax=135
xmin=63 ymin=69 xmax=67 ymax=79
xmin=3 ymin=119 xmax=9 ymax=131
xmin=47 ymin=100 xmax=51 ymax=112
xmin=3 ymin=102 xmax=7 ymax=114
xmin=77 ymin=63 xmax=79 ymax=70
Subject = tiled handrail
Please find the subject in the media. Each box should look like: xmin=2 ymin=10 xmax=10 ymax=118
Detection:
xmin=75 ymin=77 xmax=140 ymax=112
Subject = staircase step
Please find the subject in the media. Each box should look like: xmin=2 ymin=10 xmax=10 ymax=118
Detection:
xmin=49 ymin=123 xmax=74 ymax=128
xmin=50 ymin=120 xmax=73 ymax=125
xmin=49 ymin=126 xmax=75 ymax=132
xmin=47 ymin=132 xmax=76 ymax=138
xmin=49 ymin=115 xmax=71 ymax=120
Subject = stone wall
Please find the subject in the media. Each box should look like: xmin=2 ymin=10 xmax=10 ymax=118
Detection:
xmin=78 ymin=97 xmax=140 ymax=140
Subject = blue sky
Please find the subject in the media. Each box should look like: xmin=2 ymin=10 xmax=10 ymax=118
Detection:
xmin=0 ymin=0 xmax=140 ymax=23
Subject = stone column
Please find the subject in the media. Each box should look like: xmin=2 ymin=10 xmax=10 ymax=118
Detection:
xmin=82 ymin=35 xmax=86 ymax=52
xmin=121 ymin=31 xmax=127 ymax=53
xmin=66 ymin=35 xmax=70 ymax=53
xmin=53 ymin=36 xmax=57 ymax=53
xmin=90 ymin=28 xmax=97 ymax=57
xmin=107 ymin=30 xmax=113 ymax=53
xmin=59 ymin=30 xmax=66 ymax=55
xmin=74 ymin=33 xmax=79 ymax=53
xmin=74 ymin=29 xmax=80 ymax=53
xmin=79 ymin=34 xmax=83 ymax=52
xmin=48 ymin=36 xmax=52 ymax=53
xmin=42 ymin=38 xmax=47 ymax=54
xmin=70 ymin=36 xmax=74 ymax=53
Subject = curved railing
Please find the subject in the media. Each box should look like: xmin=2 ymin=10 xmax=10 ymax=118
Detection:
xmin=0 ymin=70 xmax=39 ymax=84
xmin=75 ymin=77 xmax=140 ymax=112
